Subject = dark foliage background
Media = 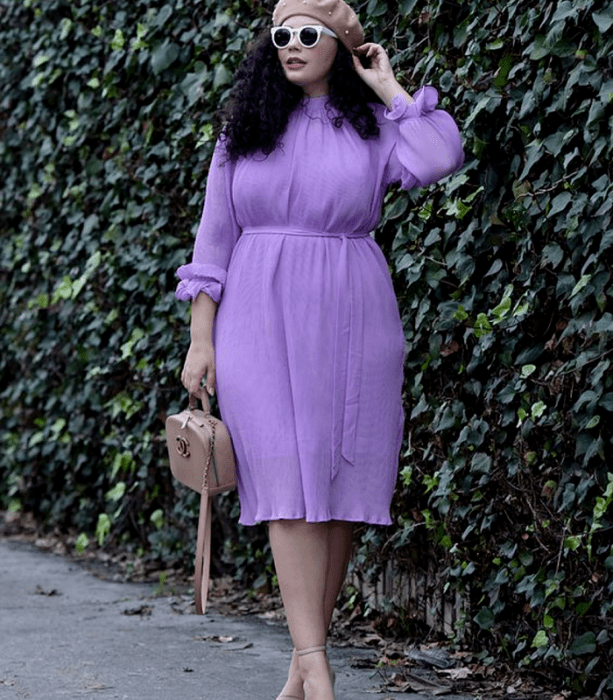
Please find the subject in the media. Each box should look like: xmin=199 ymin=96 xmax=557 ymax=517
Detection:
xmin=1 ymin=0 xmax=612 ymax=693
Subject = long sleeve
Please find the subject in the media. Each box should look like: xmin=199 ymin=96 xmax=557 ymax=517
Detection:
xmin=382 ymin=86 xmax=464 ymax=189
xmin=175 ymin=137 xmax=240 ymax=303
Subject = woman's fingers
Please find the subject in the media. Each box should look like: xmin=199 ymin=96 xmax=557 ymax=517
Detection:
xmin=182 ymin=368 xmax=202 ymax=395
xmin=205 ymin=363 xmax=216 ymax=396
xmin=181 ymin=343 xmax=216 ymax=396
xmin=353 ymin=43 xmax=394 ymax=86
xmin=354 ymin=42 xmax=378 ymax=54
xmin=352 ymin=52 xmax=364 ymax=74
xmin=354 ymin=43 xmax=385 ymax=63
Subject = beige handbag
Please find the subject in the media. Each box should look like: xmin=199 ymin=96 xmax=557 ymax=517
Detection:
xmin=166 ymin=389 xmax=236 ymax=613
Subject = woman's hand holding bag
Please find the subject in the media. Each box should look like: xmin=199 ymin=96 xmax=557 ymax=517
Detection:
xmin=181 ymin=292 xmax=218 ymax=396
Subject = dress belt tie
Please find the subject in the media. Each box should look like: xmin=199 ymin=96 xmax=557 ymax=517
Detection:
xmin=241 ymin=226 xmax=369 ymax=239
xmin=241 ymin=226 xmax=370 ymax=481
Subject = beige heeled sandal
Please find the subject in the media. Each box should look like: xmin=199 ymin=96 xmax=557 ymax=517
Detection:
xmin=276 ymin=649 xmax=307 ymax=700
xmin=277 ymin=647 xmax=336 ymax=700
xmin=296 ymin=645 xmax=328 ymax=657
xmin=297 ymin=646 xmax=336 ymax=685
xmin=295 ymin=646 xmax=336 ymax=699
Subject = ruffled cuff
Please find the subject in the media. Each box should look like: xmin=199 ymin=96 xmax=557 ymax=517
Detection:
xmin=384 ymin=86 xmax=439 ymax=122
xmin=174 ymin=263 xmax=227 ymax=304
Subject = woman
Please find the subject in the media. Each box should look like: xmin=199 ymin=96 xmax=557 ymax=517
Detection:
xmin=176 ymin=1 xmax=464 ymax=698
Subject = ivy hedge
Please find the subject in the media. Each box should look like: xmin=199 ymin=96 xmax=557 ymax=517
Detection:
xmin=1 ymin=0 xmax=612 ymax=694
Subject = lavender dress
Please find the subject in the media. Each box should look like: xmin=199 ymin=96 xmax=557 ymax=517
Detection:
xmin=176 ymin=87 xmax=464 ymax=526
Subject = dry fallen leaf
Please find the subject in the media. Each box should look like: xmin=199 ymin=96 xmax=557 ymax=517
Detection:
xmin=389 ymin=671 xmax=451 ymax=696
xmin=362 ymin=633 xmax=385 ymax=647
xmin=33 ymin=585 xmax=61 ymax=596
xmin=192 ymin=634 xmax=236 ymax=643
xmin=438 ymin=667 xmax=472 ymax=680
xmin=122 ymin=605 xmax=153 ymax=616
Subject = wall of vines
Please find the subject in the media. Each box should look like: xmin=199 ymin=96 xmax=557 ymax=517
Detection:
xmin=1 ymin=0 xmax=612 ymax=693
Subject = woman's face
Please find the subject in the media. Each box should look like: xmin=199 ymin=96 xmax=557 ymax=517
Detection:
xmin=276 ymin=14 xmax=338 ymax=97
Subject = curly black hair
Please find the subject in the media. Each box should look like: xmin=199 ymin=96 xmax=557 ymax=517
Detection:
xmin=220 ymin=30 xmax=382 ymax=160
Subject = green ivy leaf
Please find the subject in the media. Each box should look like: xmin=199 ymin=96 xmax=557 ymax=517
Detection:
xmin=151 ymin=41 xmax=180 ymax=74
xmin=532 ymin=630 xmax=549 ymax=648
xmin=564 ymin=536 xmax=581 ymax=551
xmin=75 ymin=533 xmax=89 ymax=555
xmin=213 ymin=63 xmax=233 ymax=89
xmin=110 ymin=29 xmax=125 ymax=51
xmin=549 ymin=192 xmax=571 ymax=216
xmin=541 ymin=243 xmax=564 ymax=268
xmin=593 ymin=10 xmax=613 ymax=33
xmin=96 ymin=514 xmax=111 ymax=547
xmin=33 ymin=54 xmax=50 ymax=68
xmin=154 ymin=4 xmax=174 ymax=27
xmin=570 ymin=274 xmax=591 ymax=298
xmin=400 ymin=466 xmax=413 ymax=486
xmin=529 ymin=36 xmax=549 ymax=60
xmin=105 ymin=482 xmax=126 ymax=502
xmin=150 ymin=509 xmax=164 ymax=529
xmin=475 ymin=607 xmax=495 ymax=631
xmin=521 ymin=364 xmax=537 ymax=378
xmin=569 ymin=632 xmax=597 ymax=656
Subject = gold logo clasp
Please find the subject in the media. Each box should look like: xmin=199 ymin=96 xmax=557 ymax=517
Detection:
xmin=175 ymin=436 xmax=190 ymax=458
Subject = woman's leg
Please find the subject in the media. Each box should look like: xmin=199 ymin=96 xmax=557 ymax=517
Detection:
xmin=272 ymin=520 xmax=353 ymax=700
xmin=323 ymin=521 xmax=353 ymax=628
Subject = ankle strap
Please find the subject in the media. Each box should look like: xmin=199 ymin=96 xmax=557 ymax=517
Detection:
xmin=296 ymin=645 xmax=327 ymax=656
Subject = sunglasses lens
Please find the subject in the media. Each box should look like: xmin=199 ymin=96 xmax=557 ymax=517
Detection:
xmin=299 ymin=27 xmax=319 ymax=46
xmin=273 ymin=28 xmax=291 ymax=47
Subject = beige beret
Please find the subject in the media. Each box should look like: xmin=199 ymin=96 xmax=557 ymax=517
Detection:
xmin=272 ymin=0 xmax=365 ymax=52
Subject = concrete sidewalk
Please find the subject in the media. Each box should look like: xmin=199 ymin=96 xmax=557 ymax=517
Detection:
xmin=0 ymin=540 xmax=473 ymax=700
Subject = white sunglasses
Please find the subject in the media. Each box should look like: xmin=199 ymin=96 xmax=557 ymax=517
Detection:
xmin=270 ymin=25 xmax=338 ymax=49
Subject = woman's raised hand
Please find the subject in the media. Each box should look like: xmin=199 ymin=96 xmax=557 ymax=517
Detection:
xmin=352 ymin=43 xmax=414 ymax=109
xmin=352 ymin=43 xmax=394 ymax=87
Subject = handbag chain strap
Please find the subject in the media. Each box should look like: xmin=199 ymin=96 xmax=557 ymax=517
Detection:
xmin=201 ymin=415 xmax=217 ymax=493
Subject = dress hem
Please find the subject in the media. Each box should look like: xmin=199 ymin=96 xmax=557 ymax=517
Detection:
xmin=238 ymin=512 xmax=393 ymax=527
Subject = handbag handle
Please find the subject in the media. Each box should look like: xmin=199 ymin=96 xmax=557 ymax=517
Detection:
xmin=195 ymin=489 xmax=213 ymax=614
xmin=189 ymin=388 xmax=211 ymax=414
xmin=188 ymin=387 xmax=215 ymax=614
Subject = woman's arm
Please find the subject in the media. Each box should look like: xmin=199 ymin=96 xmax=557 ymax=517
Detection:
xmin=354 ymin=42 xmax=463 ymax=189
xmin=175 ymin=139 xmax=240 ymax=305
xmin=176 ymin=137 xmax=240 ymax=396
xmin=181 ymin=292 xmax=218 ymax=396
